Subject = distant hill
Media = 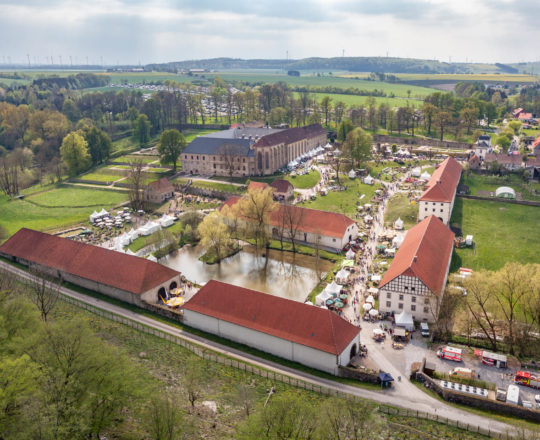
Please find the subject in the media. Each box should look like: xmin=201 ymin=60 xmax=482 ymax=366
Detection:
xmin=146 ymin=57 xmax=538 ymax=75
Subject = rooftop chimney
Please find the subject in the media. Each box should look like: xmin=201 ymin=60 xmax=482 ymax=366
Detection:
xmin=413 ymin=255 xmax=418 ymax=262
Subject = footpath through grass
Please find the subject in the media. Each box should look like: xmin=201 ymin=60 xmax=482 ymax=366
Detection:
xmin=450 ymin=198 xmax=540 ymax=271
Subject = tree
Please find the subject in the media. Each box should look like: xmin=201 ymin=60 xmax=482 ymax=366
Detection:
xmin=232 ymin=383 xmax=257 ymax=418
xmin=422 ymin=103 xmax=436 ymax=135
xmin=0 ymin=154 xmax=19 ymax=196
xmin=508 ymin=120 xmax=522 ymax=136
xmin=85 ymin=126 xmax=112 ymax=165
xmin=434 ymin=110 xmax=451 ymax=141
xmin=330 ymin=149 xmax=344 ymax=185
xmin=431 ymin=287 xmax=461 ymax=341
xmin=238 ymin=187 xmax=277 ymax=250
xmin=343 ymin=127 xmax=372 ymax=169
xmin=197 ymin=212 xmax=233 ymax=263
xmin=26 ymin=270 xmax=61 ymax=322
xmin=158 ymin=129 xmax=186 ymax=172
xmin=60 ymin=131 xmax=91 ymax=176
xmin=320 ymin=397 xmax=378 ymax=440
xmin=147 ymin=393 xmax=184 ymax=440
xmin=127 ymin=158 xmax=146 ymax=211
xmin=336 ymin=119 xmax=354 ymax=143
xmin=280 ymin=202 xmax=305 ymax=252
xmin=484 ymin=103 xmax=497 ymax=126
xmin=182 ymin=358 xmax=205 ymax=409
xmin=460 ymin=106 xmax=478 ymax=134
xmin=219 ymin=143 xmax=245 ymax=182
xmin=133 ymin=114 xmax=151 ymax=146
xmin=320 ymin=96 xmax=333 ymax=126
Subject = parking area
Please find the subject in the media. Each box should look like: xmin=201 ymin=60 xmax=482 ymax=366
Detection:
xmin=361 ymin=320 xmax=539 ymax=404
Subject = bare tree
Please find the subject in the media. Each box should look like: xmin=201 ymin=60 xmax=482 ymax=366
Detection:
xmin=233 ymin=383 xmax=256 ymax=418
xmin=431 ymin=287 xmax=461 ymax=341
xmin=218 ymin=143 xmax=245 ymax=182
xmin=127 ymin=159 xmax=145 ymax=211
xmin=282 ymin=203 xmax=305 ymax=252
xmin=0 ymin=155 xmax=19 ymax=196
xmin=26 ymin=270 xmax=61 ymax=321
xmin=182 ymin=358 xmax=205 ymax=410
xmin=147 ymin=393 xmax=183 ymax=440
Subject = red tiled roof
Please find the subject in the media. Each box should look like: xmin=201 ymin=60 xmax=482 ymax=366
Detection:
xmin=485 ymin=153 xmax=522 ymax=165
xmin=184 ymin=280 xmax=360 ymax=355
xmin=270 ymin=179 xmax=293 ymax=193
xmin=147 ymin=178 xmax=174 ymax=194
xmin=247 ymin=181 xmax=269 ymax=191
xmin=255 ymin=124 xmax=326 ymax=147
xmin=379 ymin=216 xmax=454 ymax=295
xmin=532 ymin=136 xmax=540 ymax=149
xmin=419 ymin=157 xmax=462 ymax=203
xmin=517 ymin=113 xmax=532 ymax=120
xmin=0 ymin=228 xmax=179 ymax=295
xmin=222 ymin=197 xmax=355 ymax=239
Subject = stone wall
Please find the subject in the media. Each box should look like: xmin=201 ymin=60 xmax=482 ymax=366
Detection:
xmin=337 ymin=366 xmax=380 ymax=383
xmin=416 ymin=371 xmax=540 ymax=422
xmin=373 ymin=134 xmax=472 ymax=150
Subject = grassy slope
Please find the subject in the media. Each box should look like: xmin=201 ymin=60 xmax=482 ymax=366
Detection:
xmin=450 ymin=198 xmax=540 ymax=271
xmin=300 ymin=177 xmax=380 ymax=217
xmin=285 ymin=170 xmax=321 ymax=189
xmin=26 ymin=185 xmax=128 ymax=207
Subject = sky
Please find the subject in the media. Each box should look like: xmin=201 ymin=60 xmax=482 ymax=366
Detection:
xmin=0 ymin=0 xmax=539 ymax=66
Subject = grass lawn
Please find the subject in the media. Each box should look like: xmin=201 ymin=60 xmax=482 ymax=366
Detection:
xmin=77 ymin=172 xmax=123 ymax=183
xmin=384 ymin=193 xmax=418 ymax=229
xmin=25 ymin=185 xmax=128 ymax=208
xmin=128 ymin=220 xmax=185 ymax=252
xmin=285 ymin=169 xmax=320 ymax=189
xmin=462 ymin=172 xmax=540 ymax=202
xmin=110 ymin=154 xmax=160 ymax=164
xmin=172 ymin=177 xmax=245 ymax=194
xmin=300 ymin=92 xmax=420 ymax=108
xmin=450 ymin=198 xmax=540 ymax=271
xmin=300 ymin=176 xmax=380 ymax=217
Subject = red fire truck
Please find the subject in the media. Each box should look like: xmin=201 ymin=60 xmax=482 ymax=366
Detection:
xmin=514 ymin=371 xmax=540 ymax=389
xmin=437 ymin=346 xmax=462 ymax=362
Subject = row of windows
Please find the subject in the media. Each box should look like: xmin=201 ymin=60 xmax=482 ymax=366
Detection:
xmin=186 ymin=155 xmax=247 ymax=163
xmin=386 ymin=301 xmax=428 ymax=314
xmin=386 ymin=292 xmax=429 ymax=303
xmin=425 ymin=207 xmax=445 ymax=213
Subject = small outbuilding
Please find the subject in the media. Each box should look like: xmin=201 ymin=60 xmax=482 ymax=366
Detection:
xmin=495 ymin=186 xmax=516 ymax=199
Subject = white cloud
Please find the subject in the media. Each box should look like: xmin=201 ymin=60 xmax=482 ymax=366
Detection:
xmin=0 ymin=0 xmax=537 ymax=65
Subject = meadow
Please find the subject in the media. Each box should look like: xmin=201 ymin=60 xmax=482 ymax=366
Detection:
xmin=285 ymin=169 xmax=321 ymax=189
xmin=0 ymin=186 xmax=127 ymax=238
xmin=297 ymin=92 xmax=420 ymax=108
xmin=450 ymin=198 xmax=540 ymax=271
xmin=384 ymin=193 xmax=418 ymax=229
xmin=462 ymin=173 xmax=540 ymax=202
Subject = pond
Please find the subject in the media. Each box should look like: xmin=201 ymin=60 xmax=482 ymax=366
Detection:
xmin=160 ymin=244 xmax=334 ymax=303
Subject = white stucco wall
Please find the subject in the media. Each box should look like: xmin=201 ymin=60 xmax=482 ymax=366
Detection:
xmin=183 ymin=309 xmax=358 ymax=375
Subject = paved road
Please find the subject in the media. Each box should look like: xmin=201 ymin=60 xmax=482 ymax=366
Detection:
xmin=0 ymin=260 xmax=524 ymax=437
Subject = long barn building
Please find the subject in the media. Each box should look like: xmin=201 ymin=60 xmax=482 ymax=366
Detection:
xmin=183 ymin=280 xmax=361 ymax=375
xmin=0 ymin=228 xmax=181 ymax=306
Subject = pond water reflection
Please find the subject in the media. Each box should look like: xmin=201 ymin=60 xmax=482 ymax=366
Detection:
xmin=161 ymin=245 xmax=333 ymax=303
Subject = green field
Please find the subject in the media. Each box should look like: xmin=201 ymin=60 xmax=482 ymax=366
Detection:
xmin=450 ymin=198 xmax=540 ymax=271
xmin=110 ymin=154 xmax=160 ymax=164
xmin=384 ymin=193 xmax=418 ymax=229
xmin=26 ymin=185 xmax=128 ymax=207
xmin=0 ymin=186 xmax=127 ymax=239
xmin=285 ymin=169 xmax=320 ymax=188
xmin=300 ymin=92 xmax=420 ymax=108
xmin=77 ymin=172 xmax=123 ymax=183
xmin=462 ymin=173 xmax=540 ymax=202
xmin=172 ymin=177 xmax=244 ymax=194
xmin=300 ymin=177 xmax=380 ymax=217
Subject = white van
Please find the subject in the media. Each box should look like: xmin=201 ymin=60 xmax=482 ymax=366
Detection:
xmin=420 ymin=322 xmax=430 ymax=337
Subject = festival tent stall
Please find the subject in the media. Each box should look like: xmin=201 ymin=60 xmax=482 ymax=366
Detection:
xmin=139 ymin=221 xmax=161 ymax=236
xmin=366 ymin=295 xmax=375 ymax=304
xmin=315 ymin=290 xmax=332 ymax=307
xmin=368 ymin=287 xmax=379 ymax=295
xmin=364 ymin=215 xmax=373 ymax=224
xmin=385 ymin=248 xmax=396 ymax=257
xmin=394 ymin=217 xmax=404 ymax=230
xmin=127 ymin=228 xmax=139 ymax=241
xmin=98 ymin=208 xmax=109 ymax=217
xmin=363 ymin=175 xmax=374 ymax=185
xmin=371 ymin=275 xmax=381 ymax=283
xmin=324 ymin=280 xmax=342 ymax=296
xmin=118 ymin=233 xmax=131 ymax=247
xmin=89 ymin=211 xmax=101 ymax=223
xmin=345 ymin=249 xmax=355 ymax=260
xmin=335 ymin=268 xmax=350 ymax=284
xmin=420 ymin=171 xmax=431 ymax=181
xmin=395 ymin=311 xmax=414 ymax=331
xmin=126 ymin=249 xmax=137 ymax=256
xmin=392 ymin=234 xmax=405 ymax=249
xmin=362 ymin=302 xmax=372 ymax=311
xmin=369 ymin=308 xmax=379 ymax=317
xmin=147 ymin=255 xmax=158 ymax=262
xmin=348 ymin=170 xmax=356 ymax=179
xmin=411 ymin=167 xmax=421 ymax=177
xmin=159 ymin=214 xmax=175 ymax=228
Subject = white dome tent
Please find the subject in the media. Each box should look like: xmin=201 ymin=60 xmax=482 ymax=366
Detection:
xmin=411 ymin=167 xmax=421 ymax=177
xmin=420 ymin=171 xmax=431 ymax=181
xmin=395 ymin=311 xmax=414 ymax=331
xmin=495 ymin=186 xmax=516 ymax=199
xmin=335 ymin=268 xmax=350 ymax=284
xmin=348 ymin=169 xmax=356 ymax=179
xmin=324 ymin=280 xmax=342 ymax=296
xmin=366 ymin=295 xmax=375 ymax=304
xmin=362 ymin=303 xmax=372 ymax=311
xmin=363 ymin=175 xmax=374 ymax=185
xmin=394 ymin=217 xmax=404 ymax=230
xmin=345 ymin=249 xmax=355 ymax=260
xmin=369 ymin=308 xmax=379 ymax=317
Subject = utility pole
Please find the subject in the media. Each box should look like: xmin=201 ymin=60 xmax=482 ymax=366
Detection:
xmin=69 ymin=55 xmax=73 ymax=67
xmin=27 ymin=53 xmax=31 ymax=67
xmin=59 ymin=55 xmax=62 ymax=67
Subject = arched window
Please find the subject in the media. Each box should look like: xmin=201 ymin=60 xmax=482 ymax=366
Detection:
xmin=265 ymin=152 xmax=269 ymax=169
xmin=157 ymin=287 xmax=167 ymax=302
xmin=169 ymin=281 xmax=178 ymax=290
xmin=349 ymin=343 xmax=357 ymax=361
xmin=257 ymin=151 xmax=263 ymax=169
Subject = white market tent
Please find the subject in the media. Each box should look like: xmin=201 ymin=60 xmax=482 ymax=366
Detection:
xmin=118 ymin=233 xmax=131 ymax=247
xmin=394 ymin=217 xmax=404 ymax=230
xmin=127 ymin=228 xmax=139 ymax=241
xmin=324 ymin=280 xmax=342 ymax=296
xmin=420 ymin=171 xmax=431 ymax=181
xmin=139 ymin=221 xmax=161 ymax=236
xmin=395 ymin=311 xmax=415 ymax=331
xmin=345 ymin=249 xmax=355 ymax=260
xmin=126 ymin=249 xmax=137 ymax=256
xmin=495 ymin=186 xmax=516 ymax=199
xmin=348 ymin=170 xmax=356 ymax=179
xmin=385 ymin=248 xmax=396 ymax=257
xmin=373 ymin=328 xmax=384 ymax=335
xmin=159 ymin=214 xmax=175 ymax=228
xmin=324 ymin=143 xmax=333 ymax=150
xmin=315 ymin=290 xmax=332 ymax=306
xmin=89 ymin=211 xmax=100 ymax=223
xmin=363 ymin=175 xmax=374 ymax=185
xmin=362 ymin=303 xmax=372 ymax=311
xmin=368 ymin=287 xmax=379 ymax=295
xmin=411 ymin=167 xmax=421 ymax=177
xmin=147 ymin=255 xmax=158 ymax=262
xmin=366 ymin=295 xmax=375 ymax=304
xmin=99 ymin=208 xmax=109 ymax=217
xmin=392 ymin=234 xmax=405 ymax=249
xmin=364 ymin=215 xmax=373 ymax=223
xmin=369 ymin=309 xmax=379 ymax=317
xmin=335 ymin=268 xmax=350 ymax=284
xmin=371 ymin=275 xmax=381 ymax=282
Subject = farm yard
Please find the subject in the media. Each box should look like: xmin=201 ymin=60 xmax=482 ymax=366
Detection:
xmin=450 ymin=198 xmax=540 ymax=271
